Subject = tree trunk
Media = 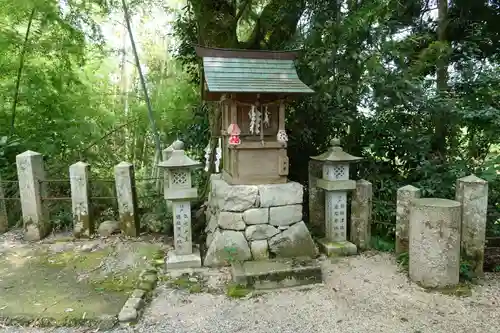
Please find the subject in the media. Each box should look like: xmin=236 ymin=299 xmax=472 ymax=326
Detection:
xmin=431 ymin=0 xmax=450 ymax=160
xmin=122 ymin=0 xmax=162 ymax=158
xmin=9 ymin=8 xmax=35 ymax=137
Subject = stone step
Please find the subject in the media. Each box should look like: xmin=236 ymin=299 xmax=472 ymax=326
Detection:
xmin=230 ymin=258 xmax=323 ymax=290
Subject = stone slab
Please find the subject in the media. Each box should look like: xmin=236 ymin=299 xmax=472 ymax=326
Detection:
xmin=269 ymin=204 xmax=302 ymax=226
xmin=204 ymin=230 xmax=251 ymax=267
xmin=258 ymin=182 xmax=303 ymax=208
xmin=231 ymin=258 xmax=322 ymax=290
xmin=268 ymin=221 xmax=317 ymax=258
xmin=166 ymin=249 xmax=202 ymax=270
xmin=317 ymin=239 xmax=358 ymax=257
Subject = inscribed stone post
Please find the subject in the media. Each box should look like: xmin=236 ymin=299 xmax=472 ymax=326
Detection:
xmin=409 ymin=198 xmax=461 ymax=288
xmin=16 ymin=150 xmax=51 ymax=241
xmin=308 ymin=159 xmax=325 ymax=236
xmin=114 ymin=162 xmax=140 ymax=237
xmin=396 ymin=185 xmax=421 ymax=255
xmin=70 ymin=162 xmax=93 ymax=237
xmin=323 ymin=163 xmax=349 ymax=242
xmin=0 ymin=175 xmax=7 ymax=234
xmin=173 ymin=201 xmax=193 ymax=255
xmin=455 ymin=174 xmax=488 ymax=276
xmin=350 ymin=180 xmax=372 ymax=251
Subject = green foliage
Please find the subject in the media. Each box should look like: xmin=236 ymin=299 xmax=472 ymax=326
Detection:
xmin=459 ymin=260 xmax=475 ymax=282
xmin=396 ymin=251 xmax=409 ymax=271
xmin=223 ymin=246 xmax=239 ymax=265
xmin=226 ymin=283 xmax=251 ymax=298
xmin=370 ymin=235 xmax=395 ymax=253
xmin=0 ymin=1 xmax=200 ymax=227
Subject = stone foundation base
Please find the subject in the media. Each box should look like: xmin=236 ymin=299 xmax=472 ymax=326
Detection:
xmin=317 ymin=239 xmax=357 ymax=257
xmin=231 ymin=258 xmax=322 ymax=290
xmin=204 ymin=175 xmax=318 ymax=267
xmin=166 ymin=249 xmax=202 ymax=270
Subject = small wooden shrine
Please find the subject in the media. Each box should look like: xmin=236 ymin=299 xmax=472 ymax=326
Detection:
xmin=195 ymin=46 xmax=314 ymax=185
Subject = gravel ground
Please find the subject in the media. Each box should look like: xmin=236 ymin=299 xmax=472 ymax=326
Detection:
xmin=3 ymin=252 xmax=500 ymax=333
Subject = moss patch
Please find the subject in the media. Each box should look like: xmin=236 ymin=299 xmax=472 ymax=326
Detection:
xmin=226 ymin=283 xmax=251 ymax=298
xmin=0 ymin=240 xmax=163 ymax=327
xmin=168 ymin=275 xmax=204 ymax=294
xmin=424 ymin=283 xmax=473 ymax=297
xmin=44 ymin=248 xmax=110 ymax=271
xmin=0 ymin=252 xmax=126 ymax=327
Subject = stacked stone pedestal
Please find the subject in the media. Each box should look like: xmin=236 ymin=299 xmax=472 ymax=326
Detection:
xmin=204 ymin=175 xmax=318 ymax=267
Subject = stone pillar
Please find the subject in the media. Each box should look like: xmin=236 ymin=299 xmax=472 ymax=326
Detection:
xmin=409 ymin=198 xmax=461 ymax=288
xmin=70 ymin=162 xmax=93 ymax=237
xmin=172 ymin=201 xmax=193 ymax=255
xmin=115 ymin=162 xmax=140 ymax=237
xmin=396 ymin=185 xmax=421 ymax=255
xmin=0 ymin=175 xmax=7 ymax=234
xmin=16 ymin=150 xmax=51 ymax=240
xmin=350 ymin=180 xmax=372 ymax=251
xmin=455 ymin=174 xmax=488 ymax=277
xmin=308 ymin=159 xmax=325 ymax=236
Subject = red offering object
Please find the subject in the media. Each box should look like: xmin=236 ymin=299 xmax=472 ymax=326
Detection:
xmin=229 ymin=135 xmax=241 ymax=145
xmin=227 ymin=123 xmax=241 ymax=146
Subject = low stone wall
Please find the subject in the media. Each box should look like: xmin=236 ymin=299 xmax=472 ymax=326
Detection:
xmin=204 ymin=175 xmax=318 ymax=267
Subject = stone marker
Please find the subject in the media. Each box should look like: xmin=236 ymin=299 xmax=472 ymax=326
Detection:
xmin=350 ymin=180 xmax=372 ymax=251
xmin=409 ymin=198 xmax=461 ymax=288
xmin=158 ymin=147 xmax=202 ymax=269
xmin=114 ymin=162 xmax=140 ymax=237
xmin=396 ymin=185 xmax=421 ymax=255
xmin=231 ymin=258 xmax=322 ymax=290
xmin=310 ymin=138 xmax=362 ymax=256
xmin=70 ymin=162 xmax=93 ymax=237
xmin=0 ymin=175 xmax=7 ymax=234
xmin=455 ymin=174 xmax=488 ymax=277
xmin=16 ymin=150 xmax=51 ymax=240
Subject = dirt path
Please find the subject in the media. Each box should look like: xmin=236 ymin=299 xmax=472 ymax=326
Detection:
xmin=2 ymin=235 xmax=500 ymax=333
xmin=123 ymin=253 xmax=500 ymax=333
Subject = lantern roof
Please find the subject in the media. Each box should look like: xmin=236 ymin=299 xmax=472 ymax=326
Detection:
xmin=158 ymin=150 xmax=202 ymax=169
xmin=311 ymin=138 xmax=362 ymax=163
xmin=195 ymin=45 xmax=314 ymax=96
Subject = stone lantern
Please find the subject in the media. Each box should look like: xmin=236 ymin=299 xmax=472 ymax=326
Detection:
xmin=311 ymin=138 xmax=362 ymax=256
xmin=158 ymin=147 xmax=202 ymax=269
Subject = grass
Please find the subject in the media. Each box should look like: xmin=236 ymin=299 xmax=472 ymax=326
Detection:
xmin=226 ymin=283 xmax=251 ymax=298
xmin=168 ymin=274 xmax=204 ymax=294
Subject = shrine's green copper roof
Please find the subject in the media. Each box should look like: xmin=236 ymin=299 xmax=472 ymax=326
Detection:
xmin=195 ymin=46 xmax=314 ymax=94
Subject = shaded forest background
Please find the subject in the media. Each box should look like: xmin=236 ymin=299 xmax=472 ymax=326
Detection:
xmin=0 ymin=0 xmax=499 ymax=245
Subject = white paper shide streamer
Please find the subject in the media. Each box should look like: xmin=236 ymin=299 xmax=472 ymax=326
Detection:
xmin=263 ymin=106 xmax=270 ymax=128
xmin=203 ymin=143 xmax=211 ymax=172
xmin=215 ymin=137 xmax=222 ymax=173
xmin=203 ymin=138 xmax=223 ymax=173
xmin=248 ymin=105 xmax=262 ymax=135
